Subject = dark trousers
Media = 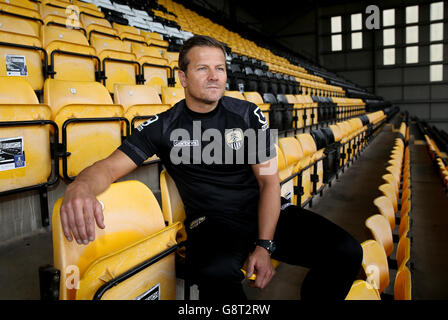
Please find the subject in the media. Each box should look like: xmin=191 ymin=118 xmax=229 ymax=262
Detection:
xmin=184 ymin=202 xmax=363 ymax=301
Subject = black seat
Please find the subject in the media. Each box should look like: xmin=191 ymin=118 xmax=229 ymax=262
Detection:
xmin=320 ymin=127 xmax=340 ymax=183
xmin=310 ymin=129 xmax=328 ymax=151
xmin=267 ymin=72 xmax=279 ymax=95
xmin=243 ymin=67 xmax=258 ymax=92
xmin=289 ymin=76 xmax=300 ymax=94
xmin=263 ymin=93 xmax=283 ymax=131
xmin=277 ymin=94 xmax=293 ymax=131
xmin=255 ymin=69 xmax=269 ymax=94
xmin=228 ymin=64 xmax=245 ymax=92
xmin=360 ymin=114 xmax=370 ymax=126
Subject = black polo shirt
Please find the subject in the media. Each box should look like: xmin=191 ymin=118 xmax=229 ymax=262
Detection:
xmin=118 ymin=96 xmax=276 ymax=235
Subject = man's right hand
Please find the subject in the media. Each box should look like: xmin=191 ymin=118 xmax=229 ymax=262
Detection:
xmin=60 ymin=182 xmax=105 ymax=244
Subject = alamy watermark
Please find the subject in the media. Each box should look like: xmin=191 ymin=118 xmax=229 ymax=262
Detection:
xmin=163 ymin=121 xmax=279 ymax=175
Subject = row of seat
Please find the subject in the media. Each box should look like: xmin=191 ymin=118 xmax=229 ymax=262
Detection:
xmin=0 ymin=75 xmax=371 ymax=228
xmin=0 ymin=77 xmax=184 ymax=192
xmin=224 ymin=91 xmax=367 ymax=133
xmin=0 ymin=75 xmax=371 ymax=196
xmin=156 ymin=0 xmax=346 ymax=97
xmin=346 ymin=117 xmax=412 ymax=300
xmin=424 ymin=134 xmax=448 ymax=190
xmin=0 ymin=0 xmax=180 ymax=94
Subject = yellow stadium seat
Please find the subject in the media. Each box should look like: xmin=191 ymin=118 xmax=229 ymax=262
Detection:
xmin=42 ymin=25 xmax=99 ymax=82
xmin=379 ymin=183 xmax=398 ymax=214
xmin=40 ymin=3 xmax=70 ymax=20
xmin=51 ymin=180 xmax=182 ymax=300
xmin=345 ymin=280 xmax=381 ymax=300
xmin=80 ymin=14 xmax=118 ymax=41
xmin=224 ymin=91 xmax=245 ymax=100
xmin=365 ymin=214 xmax=394 ymax=257
xmin=373 ymin=196 xmax=396 ymax=231
xmin=361 ymin=239 xmax=390 ymax=294
xmin=43 ymin=79 xmax=126 ymax=179
xmin=113 ymin=84 xmax=170 ymax=165
xmin=113 ymin=84 xmax=170 ymax=127
xmin=161 ymin=86 xmax=185 ymax=107
xmin=278 ymin=137 xmax=305 ymax=204
xmin=394 ymin=266 xmax=412 ymax=300
xmin=399 ymin=215 xmax=410 ymax=239
xmin=396 ymin=236 xmax=410 ymax=270
xmin=132 ymin=43 xmax=172 ymax=95
xmin=141 ymin=31 xmax=169 ymax=55
xmin=0 ymin=4 xmax=41 ymax=37
xmin=382 ymin=174 xmax=399 ymax=199
xmin=2 ymin=0 xmax=39 ymax=11
xmin=296 ymin=133 xmax=322 ymax=203
xmin=90 ymin=34 xmax=140 ymax=93
xmin=276 ymin=145 xmax=293 ymax=201
xmin=160 ymin=169 xmax=187 ymax=254
xmin=0 ymin=29 xmax=45 ymax=92
xmin=0 ymin=77 xmax=55 ymax=200
xmin=113 ymin=22 xmax=145 ymax=43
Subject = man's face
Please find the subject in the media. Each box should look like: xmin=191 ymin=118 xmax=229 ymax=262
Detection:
xmin=179 ymin=46 xmax=227 ymax=105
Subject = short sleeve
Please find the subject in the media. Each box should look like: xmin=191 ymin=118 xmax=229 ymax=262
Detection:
xmin=247 ymin=103 xmax=277 ymax=164
xmin=118 ymin=114 xmax=162 ymax=166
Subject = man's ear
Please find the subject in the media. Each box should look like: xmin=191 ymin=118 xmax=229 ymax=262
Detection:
xmin=178 ymin=70 xmax=187 ymax=88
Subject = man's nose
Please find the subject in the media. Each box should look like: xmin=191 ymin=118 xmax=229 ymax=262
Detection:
xmin=208 ymin=69 xmax=218 ymax=80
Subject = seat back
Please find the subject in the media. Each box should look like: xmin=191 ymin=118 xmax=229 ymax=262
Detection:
xmin=160 ymin=169 xmax=187 ymax=253
xmin=0 ymin=5 xmax=41 ymax=37
xmin=394 ymin=266 xmax=412 ymax=300
xmin=296 ymin=133 xmax=317 ymax=158
xmin=52 ymin=180 xmax=180 ymax=300
xmin=379 ymin=183 xmax=398 ymax=214
xmin=91 ymin=34 xmax=138 ymax=92
xmin=399 ymin=215 xmax=410 ymax=239
xmin=382 ymin=173 xmax=399 ymax=197
xmin=361 ymin=239 xmax=390 ymax=294
xmin=373 ymin=196 xmax=396 ymax=230
xmin=224 ymin=91 xmax=246 ymax=100
xmin=278 ymin=137 xmax=304 ymax=204
xmin=113 ymin=84 xmax=170 ymax=143
xmin=0 ymin=77 xmax=52 ymax=192
xmin=396 ymin=236 xmax=410 ymax=270
xmin=296 ymin=133 xmax=319 ymax=199
xmin=138 ymin=52 xmax=172 ymax=94
xmin=0 ymin=30 xmax=44 ymax=91
xmin=131 ymin=42 xmax=163 ymax=59
xmin=44 ymin=79 xmax=124 ymax=178
xmin=365 ymin=214 xmax=394 ymax=256
xmin=42 ymin=25 xmax=98 ymax=81
xmin=345 ymin=280 xmax=381 ymax=300
xmin=113 ymin=83 xmax=162 ymax=111
xmin=161 ymin=87 xmax=185 ymax=107
xmin=44 ymin=78 xmax=113 ymax=116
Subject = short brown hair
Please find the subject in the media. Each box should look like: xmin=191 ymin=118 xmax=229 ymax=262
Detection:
xmin=178 ymin=35 xmax=227 ymax=73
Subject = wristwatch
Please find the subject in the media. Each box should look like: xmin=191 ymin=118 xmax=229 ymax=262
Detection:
xmin=255 ymin=239 xmax=276 ymax=255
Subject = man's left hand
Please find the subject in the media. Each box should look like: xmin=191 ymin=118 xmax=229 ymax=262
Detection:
xmin=245 ymin=246 xmax=275 ymax=289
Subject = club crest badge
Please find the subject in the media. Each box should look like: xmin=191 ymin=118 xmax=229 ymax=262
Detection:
xmin=225 ymin=128 xmax=244 ymax=150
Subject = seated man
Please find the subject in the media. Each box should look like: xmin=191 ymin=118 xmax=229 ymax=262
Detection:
xmin=59 ymin=35 xmax=362 ymax=300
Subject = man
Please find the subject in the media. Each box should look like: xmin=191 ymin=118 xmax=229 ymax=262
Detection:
xmin=60 ymin=35 xmax=362 ymax=300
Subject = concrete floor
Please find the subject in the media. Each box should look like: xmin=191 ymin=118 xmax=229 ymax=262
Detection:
xmin=1 ymin=120 xmax=447 ymax=300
